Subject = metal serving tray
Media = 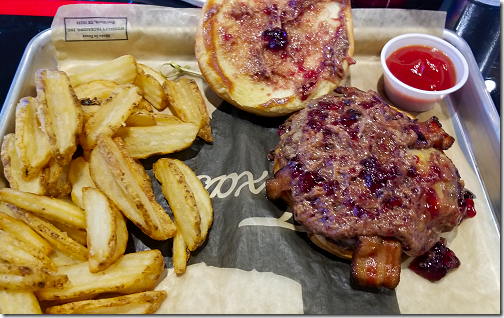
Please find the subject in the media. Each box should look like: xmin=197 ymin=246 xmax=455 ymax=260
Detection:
xmin=1 ymin=28 xmax=500 ymax=229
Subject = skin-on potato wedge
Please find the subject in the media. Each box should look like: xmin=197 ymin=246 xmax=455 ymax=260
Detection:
xmin=137 ymin=98 xmax=154 ymax=112
xmin=68 ymin=156 xmax=96 ymax=209
xmin=80 ymin=83 xmax=143 ymax=152
xmin=0 ymin=263 xmax=69 ymax=291
xmin=49 ymin=219 xmax=88 ymax=247
xmin=80 ymin=105 xmax=101 ymax=124
xmin=69 ymin=55 xmax=138 ymax=87
xmin=0 ymin=229 xmax=56 ymax=271
xmin=172 ymin=222 xmax=190 ymax=274
xmin=134 ymin=68 xmax=168 ymax=111
xmin=83 ymin=187 xmax=127 ymax=273
xmin=35 ymin=69 xmax=83 ymax=167
xmin=35 ymin=249 xmax=165 ymax=302
xmin=153 ymin=158 xmax=201 ymax=251
xmin=45 ymin=290 xmax=167 ymax=314
xmin=73 ymin=79 xmax=118 ymax=100
xmin=0 ymin=211 xmax=53 ymax=256
xmin=0 ymin=187 xmax=86 ymax=230
xmin=49 ymin=249 xmax=82 ymax=267
xmin=91 ymin=135 xmax=176 ymax=240
xmin=138 ymin=63 xmax=167 ymax=85
xmin=113 ymin=121 xmax=199 ymax=159
xmin=14 ymin=96 xmax=52 ymax=180
xmin=125 ymin=109 xmax=156 ymax=127
xmin=7 ymin=205 xmax=88 ymax=262
xmin=89 ymin=146 xmax=147 ymax=231
xmin=0 ymin=289 xmax=42 ymax=314
xmin=44 ymin=161 xmax=72 ymax=198
xmin=163 ymin=78 xmax=213 ymax=142
xmin=152 ymin=113 xmax=184 ymax=124
xmin=170 ymin=158 xmax=213 ymax=242
xmin=1 ymin=133 xmax=48 ymax=195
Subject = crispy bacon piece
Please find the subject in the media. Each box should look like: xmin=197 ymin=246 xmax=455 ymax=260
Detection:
xmin=351 ymin=236 xmax=402 ymax=289
xmin=265 ymin=166 xmax=293 ymax=204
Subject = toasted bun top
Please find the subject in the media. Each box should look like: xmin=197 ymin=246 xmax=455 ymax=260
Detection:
xmin=195 ymin=0 xmax=354 ymax=117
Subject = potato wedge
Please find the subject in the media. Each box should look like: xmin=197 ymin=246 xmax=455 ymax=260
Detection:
xmin=89 ymin=145 xmax=146 ymax=230
xmin=35 ymin=69 xmax=83 ymax=166
xmin=1 ymin=133 xmax=47 ymax=195
xmin=49 ymin=219 xmax=88 ymax=247
xmin=14 ymin=96 xmax=52 ymax=180
xmin=134 ymin=68 xmax=168 ymax=111
xmin=35 ymin=249 xmax=165 ymax=302
xmin=137 ymin=98 xmax=154 ymax=112
xmin=81 ymin=105 xmax=101 ymax=123
xmin=163 ymin=78 xmax=213 ymax=142
xmin=138 ymin=63 xmax=167 ymax=85
xmin=45 ymin=161 xmax=71 ymax=198
xmin=0 ymin=263 xmax=68 ymax=291
xmin=170 ymin=158 xmax=213 ymax=242
xmin=125 ymin=109 xmax=156 ymax=127
xmin=0 ymin=229 xmax=56 ymax=271
xmin=0 ymin=187 xmax=86 ymax=230
xmin=0 ymin=289 xmax=42 ymax=314
xmin=152 ymin=113 xmax=184 ymax=124
xmin=80 ymin=83 xmax=142 ymax=152
xmin=73 ymin=79 xmax=118 ymax=100
xmin=68 ymin=156 xmax=96 ymax=209
xmin=91 ymin=135 xmax=176 ymax=240
xmin=172 ymin=222 xmax=190 ymax=274
xmin=8 ymin=206 xmax=88 ymax=262
xmin=69 ymin=55 xmax=138 ymax=87
xmin=83 ymin=187 xmax=127 ymax=273
xmin=45 ymin=290 xmax=167 ymax=314
xmin=0 ymin=211 xmax=53 ymax=256
xmin=114 ymin=120 xmax=199 ymax=159
xmin=153 ymin=158 xmax=201 ymax=251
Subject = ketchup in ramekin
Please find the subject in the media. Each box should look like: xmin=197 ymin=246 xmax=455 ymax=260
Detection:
xmin=380 ymin=33 xmax=469 ymax=112
xmin=386 ymin=45 xmax=456 ymax=92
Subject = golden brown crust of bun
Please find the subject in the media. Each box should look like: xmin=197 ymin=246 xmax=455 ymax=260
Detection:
xmin=195 ymin=0 xmax=354 ymax=117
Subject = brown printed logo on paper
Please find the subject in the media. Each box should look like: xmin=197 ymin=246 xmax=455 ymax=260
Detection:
xmin=64 ymin=17 xmax=128 ymax=42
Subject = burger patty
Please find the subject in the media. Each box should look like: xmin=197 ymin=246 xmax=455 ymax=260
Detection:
xmin=267 ymin=87 xmax=471 ymax=257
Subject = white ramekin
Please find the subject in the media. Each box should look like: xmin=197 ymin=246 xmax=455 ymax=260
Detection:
xmin=380 ymin=33 xmax=469 ymax=112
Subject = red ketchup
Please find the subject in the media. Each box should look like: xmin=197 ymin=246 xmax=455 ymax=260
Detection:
xmin=386 ymin=45 xmax=456 ymax=91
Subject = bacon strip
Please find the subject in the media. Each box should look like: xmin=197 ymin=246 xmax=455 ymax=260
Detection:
xmin=351 ymin=236 xmax=402 ymax=289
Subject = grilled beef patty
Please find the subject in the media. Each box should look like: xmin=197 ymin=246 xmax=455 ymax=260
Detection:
xmin=266 ymin=87 xmax=471 ymax=257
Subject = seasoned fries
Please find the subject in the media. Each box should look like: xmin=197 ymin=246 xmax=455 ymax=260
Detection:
xmin=163 ymin=77 xmax=213 ymax=142
xmin=83 ymin=187 xmax=127 ymax=273
xmin=1 ymin=133 xmax=47 ymax=195
xmin=0 ymin=187 xmax=86 ymax=230
xmin=8 ymin=206 xmax=88 ymax=262
xmin=134 ymin=66 xmax=168 ymax=111
xmin=172 ymin=222 xmax=190 ymax=274
xmin=68 ymin=54 xmax=138 ymax=87
xmin=0 ymin=289 xmax=42 ymax=314
xmin=35 ymin=249 xmax=165 ymax=302
xmin=80 ymin=83 xmax=142 ymax=152
xmin=0 ymin=211 xmax=53 ymax=256
xmin=35 ymin=69 xmax=83 ymax=167
xmin=0 ymin=54 xmax=216 ymax=314
xmin=45 ymin=290 xmax=167 ymax=314
xmin=114 ymin=120 xmax=199 ymax=159
xmin=90 ymin=135 xmax=176 ymax=240
xmin=68 ymin=156 xmax=96 ymax=209
xmin=73 ymin=79 xmax=118 ymax=101
xmin=14 ymin=97 xmax=52 ymax=180
xmin=153 ymin=158 xmax=213 ymax=251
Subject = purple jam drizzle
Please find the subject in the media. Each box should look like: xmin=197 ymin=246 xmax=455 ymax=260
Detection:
xmin=262 ymin=28 xmax=288 ymax=51
xmin=408 ymin=237 xmax=460 ymax=282
xmin=359 ymin=157 xmax=400 ymax=195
